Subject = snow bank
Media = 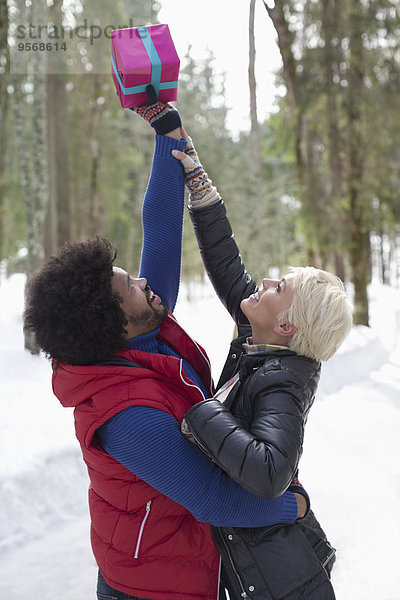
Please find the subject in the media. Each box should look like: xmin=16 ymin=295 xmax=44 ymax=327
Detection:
xmin=0 ymin=274 xmax=87 ymax=552
xmin=317 ymin=325 xmax=386 ymax=398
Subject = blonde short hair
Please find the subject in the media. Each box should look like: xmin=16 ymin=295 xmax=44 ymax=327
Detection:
xmin=279 ymin=266 xmax=353 ymax=362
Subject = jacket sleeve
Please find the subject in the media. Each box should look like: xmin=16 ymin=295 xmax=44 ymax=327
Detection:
xmin=183 ymin=382 xmax=305 ymax=499
xmin=189 ymin=200 xmax=258 ymax=325
xmin=96 ymin=405 xmax=299 ymax=526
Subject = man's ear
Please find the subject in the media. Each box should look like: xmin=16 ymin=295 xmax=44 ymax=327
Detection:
xmin=273 ymin=320 xmax=297 ymax=338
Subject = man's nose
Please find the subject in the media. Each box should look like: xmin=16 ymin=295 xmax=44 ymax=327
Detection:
xmin=134 ymin=277 xmax=147 ymax=289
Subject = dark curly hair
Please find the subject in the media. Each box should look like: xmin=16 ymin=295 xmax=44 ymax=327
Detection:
xmin=23 ymin=236 xmax=128 ymax=365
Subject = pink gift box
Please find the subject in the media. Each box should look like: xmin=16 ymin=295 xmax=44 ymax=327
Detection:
xmin=111 ymin=24 xmax=180 ymax=109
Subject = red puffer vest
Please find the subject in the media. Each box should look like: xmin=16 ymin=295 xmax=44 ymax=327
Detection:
xmin=52 ymin=314 xmax=221 ymax=600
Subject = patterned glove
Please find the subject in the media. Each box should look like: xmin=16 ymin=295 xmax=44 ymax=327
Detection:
xmin=130 ymin=84 xmax=182 ymax=135
xmin=172 ymin=136 xmax=221 ymax=209
xmin=181 ymin=418 xmax=197 ymax=446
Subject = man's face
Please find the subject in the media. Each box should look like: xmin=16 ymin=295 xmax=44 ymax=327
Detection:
xmin=240 ymin=274 xmax=296 ymax=344
xmin=111 ymin=267 xmax=168 ymax=338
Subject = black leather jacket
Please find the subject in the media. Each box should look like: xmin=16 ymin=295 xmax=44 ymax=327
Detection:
xmin=185 ymin=200 xmax=336 ymax=600
xmin=184 ymin=345 xmax=320 ymax=499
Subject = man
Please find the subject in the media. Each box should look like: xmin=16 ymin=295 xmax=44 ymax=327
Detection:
xmin=23 ymin=93 xmax=305 ymax=600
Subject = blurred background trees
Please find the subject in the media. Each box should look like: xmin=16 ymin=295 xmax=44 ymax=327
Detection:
xmin=264 ymin=0 xmax=400 ymax=324
xmin=1 ymin=0 xmax=400 ymax=348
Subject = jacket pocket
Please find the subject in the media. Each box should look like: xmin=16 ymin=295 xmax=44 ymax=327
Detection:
xmin=232 ymin=523 xmax=289 ymax=546
xmin=244 ymin=524 xmax=326 ymax=600
xmin=297 ymin=509 xmax=336 ymax=575
xmin=134 ymin=500 xmax=151 ymax=559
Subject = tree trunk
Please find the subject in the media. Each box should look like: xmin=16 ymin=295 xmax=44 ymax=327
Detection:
xmin=22 ymin=0 xmax=50 ymax=352
xmin=47 ymin=74 xmax=71 ymax=254
xmin=0 ymin=0 xmax=9 ymax=260
xmin=262 ymin=2 xmax=298 ymax=113
xmin=379 ymin=233 xmax=390 ymax=286
xmin=46 ymin=0 xmax=71 ymax=253
xmin=334 ymin=251 xmax=345 ymax=283
xmin=346 ymin=0 xmax=369 ymax=325
xmin=12 ymin=73 xmax=40 ymax=351
xmin=247 ymin=0 xmax=264 ymax=279
xmin=263 ymin=2 xmax=320 ymax=264
xmin=321 ymin=0 xmax=348 ymax=277
xmin=396 ymin=232 xmax=400 ymax=288
xmin=87 ymin=75 xmax=103 ymax=236
xmin=321 ymin=0 xmax=344 ymax=196
xmin=249 ymin=0 xmax=259 ymax=138
xmin=45 ymin=100 xmax=58 ymax=258
xmin=28 ymin=5 xmax=49 ymax=271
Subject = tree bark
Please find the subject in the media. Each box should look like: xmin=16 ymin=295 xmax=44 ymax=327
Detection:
xmin=87 ymin=75 xmax=103 ymax=236
xmin=321 ymin=0 xmax=345 ymax=199
xmin=0 ymin=0 xmax=9 ymax=260
xmin=246 ymin=0 xmax=264 ymax=279
xmin=263 ymin=2 xmax=321 ymax=264
xmin=320 ymin=0 xmax=348 ymax=278
xmin=15 ymin=0 xmax=50 ymax=352
xmin=346 ymin=0 xmax=369 ymax=325
xmin=45 ymin=0 xmax=71 ymax=253
xmin=46 ymin=74 xmax=71 ymax=253
xmin=249 ymin=0 xmax=259 ymax=137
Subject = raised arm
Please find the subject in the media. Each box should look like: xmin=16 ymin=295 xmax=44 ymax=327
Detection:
xmin=172 ymin=137 xmax=257 ymax=325
xmin=138 ymin=133 xmax=186 ymax=312
xmin=130 ymin=85 xmax=186 ymax=312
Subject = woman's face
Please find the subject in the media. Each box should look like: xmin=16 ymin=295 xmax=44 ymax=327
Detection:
xmin=240 ymin=274 xmax=296 ymax=344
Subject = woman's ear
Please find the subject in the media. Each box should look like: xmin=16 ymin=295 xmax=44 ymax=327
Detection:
xmin=273 ymin=320 xmax=297 ymax=338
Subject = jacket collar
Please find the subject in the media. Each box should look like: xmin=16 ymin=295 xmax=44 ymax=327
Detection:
xmin=53 ymin=311 xmax=214 ymax=409
xmin=243 ymin=337 xmax=289 ymax=355
xmin=158 ymin=313 xmax=214 ymax=397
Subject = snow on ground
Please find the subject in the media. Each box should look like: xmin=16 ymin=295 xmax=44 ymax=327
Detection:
xmin=0 ymin=273 xmax=399 ymax=599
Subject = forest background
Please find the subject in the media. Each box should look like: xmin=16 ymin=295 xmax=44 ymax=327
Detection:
xmin=1 ymin=0 xmax=400 ymax=352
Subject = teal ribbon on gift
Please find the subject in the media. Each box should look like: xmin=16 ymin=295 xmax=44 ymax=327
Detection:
xmin=112 ymin=26 xmax=178 ymax=97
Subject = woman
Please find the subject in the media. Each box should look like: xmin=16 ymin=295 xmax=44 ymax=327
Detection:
xmin=172 ymin=135 xmax=353 ymax=600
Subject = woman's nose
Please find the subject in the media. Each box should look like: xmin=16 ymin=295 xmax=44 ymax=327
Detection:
xmin=262 ymin=278 xmax=276 ymax=289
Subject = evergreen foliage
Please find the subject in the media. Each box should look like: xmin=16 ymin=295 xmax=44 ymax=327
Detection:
xmin=1 ymin=0 xmax=400 ymax=335
xmin=263 ymin=0 xmax=400 ymax=324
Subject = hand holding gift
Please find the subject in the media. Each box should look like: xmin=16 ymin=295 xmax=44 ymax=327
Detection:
xmin=130 ymin=84 xmax=182 ymax=136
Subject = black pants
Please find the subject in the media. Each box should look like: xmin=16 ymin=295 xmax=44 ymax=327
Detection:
xmin=97 ymin=571 xmax=151 ymax=600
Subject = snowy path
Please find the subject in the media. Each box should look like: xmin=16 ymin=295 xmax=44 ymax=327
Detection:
xmin=0 ymin=515 xmax=97 ymax=598
xmin=1 ymin=276 xmax=400 ymax=599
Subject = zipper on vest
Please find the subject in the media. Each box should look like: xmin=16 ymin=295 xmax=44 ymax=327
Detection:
xmin=134 ymin=500 xmax=151 ymax=559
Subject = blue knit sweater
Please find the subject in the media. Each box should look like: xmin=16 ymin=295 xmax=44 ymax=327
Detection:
xmin=97 ymin=135 xmax=298 ymax=527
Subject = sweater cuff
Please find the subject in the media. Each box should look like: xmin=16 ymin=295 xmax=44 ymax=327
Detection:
xmin=188 ymin=187 xmax=221 ymax=210
xmin=284 ymin=491 xmax=300 ymax=523
xmin=154 ymin=134 xmax=187 ymax=159
xmin=288 ymin=483 xmax=311 ymax=520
